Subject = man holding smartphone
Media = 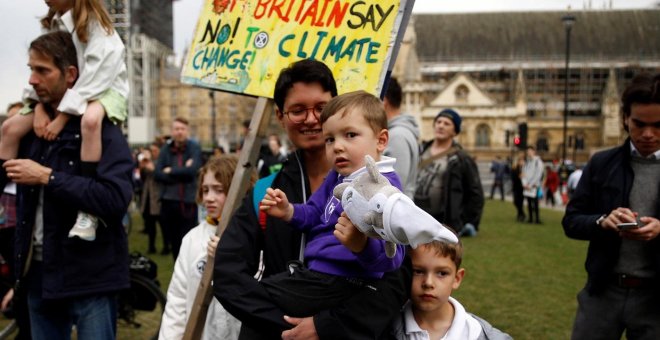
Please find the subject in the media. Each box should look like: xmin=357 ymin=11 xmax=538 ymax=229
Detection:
xmin=562 ymin=73 xmax=660 ymax=339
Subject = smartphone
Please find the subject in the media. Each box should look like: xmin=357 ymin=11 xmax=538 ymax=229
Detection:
xmin=617 ymin=222 xmax=639 ymax=230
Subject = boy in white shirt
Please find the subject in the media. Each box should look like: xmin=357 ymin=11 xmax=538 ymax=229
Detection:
xmin=391 ymin=240 xmax=511 ymax=340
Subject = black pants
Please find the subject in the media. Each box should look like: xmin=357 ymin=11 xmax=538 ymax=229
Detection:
xmin=545 ymin=188 xmax=556 ymax=206
xmin=526 ymin=197 xmax=540 ymax=223
xmin=159 ymin=200 xmax=198 ymax=260
xmin=260 ymin=262 xmax=364 ymax=318
xmin=240 ymin=258 xmax=412 ymax=340
xmin=490 ymin=180 xmax=505 ymax=200
xmin=513 ymin=190 xmax=525 ymax=220
xmin=142 ymin=212 xmax=159 ymax=252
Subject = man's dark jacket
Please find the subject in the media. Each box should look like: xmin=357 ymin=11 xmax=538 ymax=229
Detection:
xmin=214 ymin=150 xmax=410 ymax=339
xmin=14 ymin=118 xmax=133 ymax=299
xmin=154 ymin=139 xmax=202 ymax=204
xmin=419 ymin=141 xmax=484 ymax=231
xmin=562 ymin=139 xmax=660 ymax=293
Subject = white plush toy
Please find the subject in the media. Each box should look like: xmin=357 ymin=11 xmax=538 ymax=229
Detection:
xmin=333 ymin=155 xmax=458 ymax=258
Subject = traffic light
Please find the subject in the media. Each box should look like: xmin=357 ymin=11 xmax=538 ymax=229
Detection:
xmin=513 ymin=136 xmax=521 ymax=146
xmin=517 ymin=123 xmax=528 ymax=149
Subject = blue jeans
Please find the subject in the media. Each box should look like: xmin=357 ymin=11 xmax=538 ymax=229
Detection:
xmin=26 ymin=261 xmax=117 ymax=340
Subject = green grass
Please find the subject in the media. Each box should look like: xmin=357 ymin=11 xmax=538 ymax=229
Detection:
xmin=454 ymin=200 xmax=587 ymax=339
xmin=125 ymin=200 xmax=589 ymax=339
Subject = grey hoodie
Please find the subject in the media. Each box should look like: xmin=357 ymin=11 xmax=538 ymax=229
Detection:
xmin=385 ymin=114 xmax=421 ymax=198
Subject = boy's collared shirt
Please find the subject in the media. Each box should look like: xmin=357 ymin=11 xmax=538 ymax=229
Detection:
xmin=401 ymin=297 xmax=482 ymax=340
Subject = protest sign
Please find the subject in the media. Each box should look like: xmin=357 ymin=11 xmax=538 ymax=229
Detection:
xmin=181 ymin=0 xmax=413 ymax=97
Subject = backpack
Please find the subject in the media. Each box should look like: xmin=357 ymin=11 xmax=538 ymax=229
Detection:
xmin=124 ymin=252 xmax=160 ymax=310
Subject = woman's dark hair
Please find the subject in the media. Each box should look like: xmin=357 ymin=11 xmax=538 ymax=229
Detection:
xmin=273 ymin=59 xmax=338 ymax=113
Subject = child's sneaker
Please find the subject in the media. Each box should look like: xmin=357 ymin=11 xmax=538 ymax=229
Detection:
xmin=68 ymin=212 xmax=98 ymax=241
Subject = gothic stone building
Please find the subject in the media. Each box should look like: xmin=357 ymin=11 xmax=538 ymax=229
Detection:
xmin=393 ymin=9 xmax=660 ymax=162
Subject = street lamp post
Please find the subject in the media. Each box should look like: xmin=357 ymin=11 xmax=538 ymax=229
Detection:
xmin=560 ymin=13 xmax=576 ymax=190
xmin=209 ymin=91 xmax=217 ymax=148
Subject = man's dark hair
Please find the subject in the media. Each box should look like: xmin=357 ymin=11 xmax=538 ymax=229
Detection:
xmin=273 ymin=59 xmax=338 ymax=113
xmin=621 ymin=73 xmax=660 ymax=132
xmin=29 ymin=31 xmax=77 ymax=75
xmin=384 ymin=76 xmax=402 ymax=109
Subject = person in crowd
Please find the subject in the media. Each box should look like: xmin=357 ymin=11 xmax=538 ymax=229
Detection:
xmin=0 ymin=102 xmax=23 ymax=250
xmin=258 ymin=134 xmax=287 ymax=178
xmin=566 ymin=165 xmax=583 ymax=200
xmin=154 ymin=117 xmax=202 ymax=259
xmin=391 ymin=239 xmax=512 ymax=340
xmin=543 ymin=164 xmax=559 ymax=207
xmin=0 ymin=0 xmax=129 ymax=242
xmin=0 ymin=102 xmax=30 ymax=340
xmin=8 ymin=30 xmax=133 ymax=339
xmin=160 ymin=155 xmax=255 ymax=339
xmin=383 ymin=76 xmax=420 ymax=199
xmin=213 ymin=146 xmax=225 ymax=157
xmin=414 ymin=109 xmax=484 ymax=237
xmin=489 ymin=156 xmax=508 ymax=200
xmin=511 ymin=151 xmax=526 ymax=222
xmin=214 ymin=59 xmax=410 ymax=339
xmin=562 ymin=72 xmax=660 ymax=339
xmin=258 ymin=90 xmax=405 ymax=317
xmin=139 ymin=141 xmax=163 ymax=254
xmin=522 ymin=146 xmax=544 ymax=224
xmin=236 ymin=119 xmax=251 ymax=153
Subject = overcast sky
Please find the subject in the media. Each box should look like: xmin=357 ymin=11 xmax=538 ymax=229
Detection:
xmin=1 ymin=0 xmax=655 ymax=112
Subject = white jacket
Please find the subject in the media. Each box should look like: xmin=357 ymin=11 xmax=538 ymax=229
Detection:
xmin=522 ymin=155 xmax=544 ymax=198
xmin=26 ymin=10 xmax=129 ymax=116
xmin=159 ymin=221 xmax=240 ymax=340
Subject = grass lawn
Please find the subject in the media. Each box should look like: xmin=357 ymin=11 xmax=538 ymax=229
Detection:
xmin=127 ymin=199 xmax=589 ymax=339
xmin=454 ymin=199 xmax=587 ymax=339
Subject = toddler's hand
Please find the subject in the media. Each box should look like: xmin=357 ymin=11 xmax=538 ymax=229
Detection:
xmin=260 ymin=188 xmax=293 ymax=221
xmin=334 ymin=212 xmax=368 ymax=253
xmin=207 ymin=235 xmax=220 ymax=258
xmin=43 ymin=113 xmax=70 ymax=141
xmin=33 ymin=103 xmax=51 ymax=138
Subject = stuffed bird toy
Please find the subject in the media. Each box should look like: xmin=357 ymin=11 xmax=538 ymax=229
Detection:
xmin=333 ymin=155 xmax=458 ymax=258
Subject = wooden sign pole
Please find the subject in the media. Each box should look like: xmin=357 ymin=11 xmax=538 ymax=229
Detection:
xmin=182 ymin=96 xmax=272 ymax=340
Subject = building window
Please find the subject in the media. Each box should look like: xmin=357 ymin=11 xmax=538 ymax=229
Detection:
xmin=170 ymin=105 xmax=177 ymax=119
xmin=536 ymin=137 xmax=549 ymax=152
xmin=190 ymin=125 xmax=199 ymax=140
xmin=536 ymin=131 xmax=550 ymax=152
xmin=455 ymin=84 xmax=469 ymax=103
xmin=475 ymin=124 xmax=490 ymax=147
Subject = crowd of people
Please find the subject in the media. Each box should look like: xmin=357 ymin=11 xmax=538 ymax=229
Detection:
xmin=0 ymin=0 xmax=658 ymax=339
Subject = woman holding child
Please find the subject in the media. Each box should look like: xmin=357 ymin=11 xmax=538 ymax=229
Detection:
xmin=214 ymin=60 xmax=410 ymax=339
